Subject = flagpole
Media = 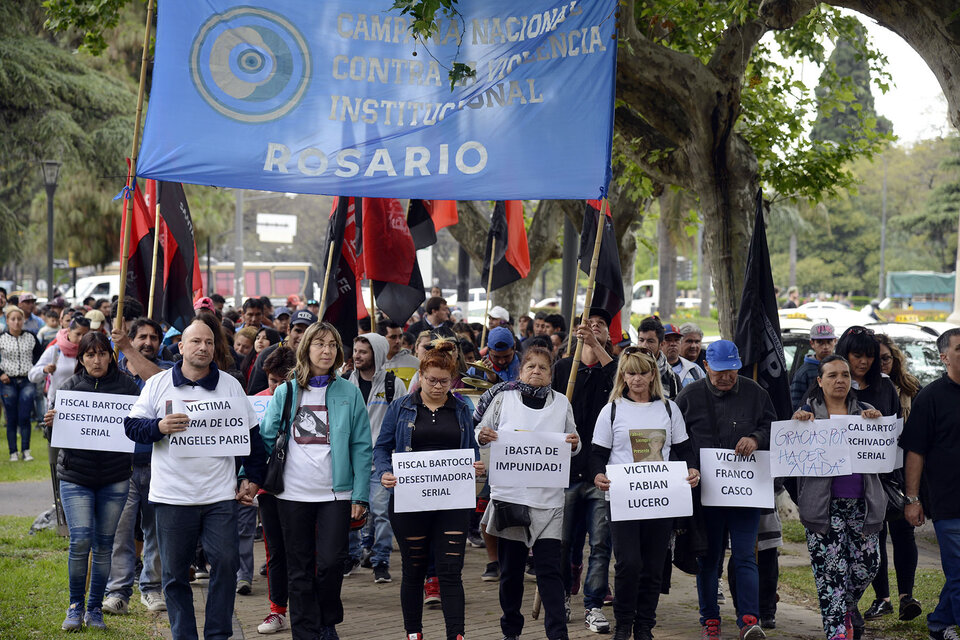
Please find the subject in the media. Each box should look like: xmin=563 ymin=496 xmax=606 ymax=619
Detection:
xmin=564 ymin=281 xmax=578 ymax=357
xmin=147 ymin=202 xmax=161 ymax=319
xmin=115 ymin=0 xmax=155 ymax=334
xmin=479 ymin=236 xmax=496 ymax=349
xmin=319 ymin=243 xmax=336 ymax=319
xmin=369 ymin=281 xmax=377 ymax=333
xmin=565 ymin=200 xmax=607 ymax=400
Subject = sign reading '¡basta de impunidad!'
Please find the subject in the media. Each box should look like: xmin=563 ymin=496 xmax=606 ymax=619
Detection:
xmin=489 ymin=430 xmax=571 ymax=488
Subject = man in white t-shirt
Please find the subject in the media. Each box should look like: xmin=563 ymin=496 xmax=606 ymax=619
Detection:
xmin=125 ymin=317 xmax=266 ymax=640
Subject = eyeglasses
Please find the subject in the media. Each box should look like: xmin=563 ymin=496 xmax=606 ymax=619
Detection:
xmin=879 ymin=354 xmax=893 ymax=363
xmin=422 ymin=376 xmax=451 ymax=388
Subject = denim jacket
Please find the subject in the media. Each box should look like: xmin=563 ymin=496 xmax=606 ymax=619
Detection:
xmin=373 ymin=391 xmax=480 ymax=481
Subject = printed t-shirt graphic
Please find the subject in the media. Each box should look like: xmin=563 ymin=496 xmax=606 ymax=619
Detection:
xmin=629 ymin=429 xmax=667 ymax=462
xmin=293 ymin=403 xmax=329 ymax=445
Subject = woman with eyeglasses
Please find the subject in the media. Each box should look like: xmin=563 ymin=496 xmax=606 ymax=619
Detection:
xmin=375 ymin=340 xmax=483 ymax=640
xmin=42 ymin=331 xmax=140 ymax=631
xmin=862 ymin=333 xmax=923 ymax=623
xmin=590 ymin=348 xmax=699 ymax=640
xmin=259 ymin=321 xmax=373 ymax=640
xmin=0 ymin=306 xmax=43 ymax=461
xmin=475 ymin=345 xmax=580 ymax=640
xmin=793 ymin=355 xmax=886 ymax=640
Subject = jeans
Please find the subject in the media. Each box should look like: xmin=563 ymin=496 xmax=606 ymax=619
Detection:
xmin=390 ymin=499 xmax=470 ymax=640
xmin=696 ymin=506 xmax=761 ymax=628
xmin=237 ymin=503 xmax=258 ymax=583
xmin=561 ymin=480 xmax=611 ymax=609
xmin=929 ymin=518 xmax=960 ymax=632
xmin=258 ymin=493 xmax=287 ymax=613
xmin=349 ymin=471 xmax=394 ymax=567
xmin=106 ymin=465 xmax=162 ymax=600
xmin=500 ymin=537 xmax=567 ymax=640
xmin=2 ymin=377 xmax=35 ymax=454
xmin=155 ymin=501 xmax=239 ymax=640
xmin=278 ymin=499 xmax=350 ymax=639
xmin=610 ymin=517 xmax=673 ymax=632
xmin=60 ymin=479 xmax=129 ymax=610
xmin=729 ymin=547 xmax=780 ymax=619
xmin=872 ymin=516 xmax=919 ymax=599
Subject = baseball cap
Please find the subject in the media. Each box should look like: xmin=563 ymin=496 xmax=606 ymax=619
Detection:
xmin=84 ymin=309 xmax=105 ymax=330
xmin=662 ymin=323 xmax=682 ymax=336
xmin=275 ymin=307 xmax=292 ymax=319
xmin=194 ymin=296 xmax=215 ymax=312
xmin=20 ymin=293 xmax=36 ymax=302
xmin=488 ymin=305 xmax=509 ymax=321
xmin=286 ymin=294 xmax=300 ymax=308
xmin=810 ymin=322 xmax=836 ymax=340
xmin=291 ymin=310 xmax=317 ymax=326
xmin=487 ymin=326 xmax=515 ymax=351
xmin=586 ymin=307 xmax=611 ymax=326
xmin=705 ymin=340 xmax=742 ymax=371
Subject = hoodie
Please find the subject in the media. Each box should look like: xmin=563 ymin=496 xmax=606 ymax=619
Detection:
xmin=348 ymin=333 xmax=407 ymax=448
xmin=657 ymin=352 xmax=683 ymax=400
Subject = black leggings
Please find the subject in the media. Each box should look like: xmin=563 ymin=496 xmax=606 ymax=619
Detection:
xmin=610 ymin=518 xmax=672 ymax=633
xmin=390 ymin=498 xmax=470 ymax=640
xmin=499 ymin=537 xmax=567 ymax=640
xmin=258 ymin=494 xmax=287 ymax=611
xmin=871 ymin=517 xmax=918 ymax=599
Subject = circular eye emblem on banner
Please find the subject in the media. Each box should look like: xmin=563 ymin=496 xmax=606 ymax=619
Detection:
xmin=190 ymin=8 xmax=310 ymax=123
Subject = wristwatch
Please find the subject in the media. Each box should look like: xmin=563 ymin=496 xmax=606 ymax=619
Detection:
xmin=905 ymin=495 xmax=921 ymax=505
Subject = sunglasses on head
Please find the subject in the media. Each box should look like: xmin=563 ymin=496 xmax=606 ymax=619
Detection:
xmin=847 ymin=326 xmax=875 ymax=336
xmin=71 ymin=317 xmax=91 ymax=329
xmin=622 ymin=346 xmax=653 ymax=357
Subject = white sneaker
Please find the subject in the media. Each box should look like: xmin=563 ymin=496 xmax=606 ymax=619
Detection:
xmin=22 ymin=450 xmax=33 ymax=461
xmin=102 ymin=596 xmax=129 ymax=615
xmin=140 ymin=591 xmax=166 ymax=612
xmin=258 ymin=612 xmax=289 ymax=634
xmin=585 ymin=607 xmax=611 ymax=633
xmin=9 ymin=453 xmax=18 ymax=462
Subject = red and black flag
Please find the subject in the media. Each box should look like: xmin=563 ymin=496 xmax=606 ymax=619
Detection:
xmin=125 ymin=181 xmax=163 ymax=316
xmin=156 ymin=181 xmax=203 ymax=331
xmin=323 ymin=196 xmax=364 ymax=346
xmin=362 ymin=198 xmax=425 ymax=323
xmin=580 ymin=200 xmax=625 ymax=340
xmin=734 ymin=190 xmax=792 ymax=419
xmin=406 ymin=199 xmax=458 ymax=249
xmin=481 ymin=201 xmax=530 ymax=291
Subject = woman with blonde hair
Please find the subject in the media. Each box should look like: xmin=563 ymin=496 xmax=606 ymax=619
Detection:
xmin=476 ymin=345 xmax=580 ymax=640
xmin=260 ymin=321 xmax=372 ymax=640
xmin=590 ymin=347 xmax=699 ymax=640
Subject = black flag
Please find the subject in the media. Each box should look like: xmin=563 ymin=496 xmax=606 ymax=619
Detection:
xmin=579 ymin=200 xmax=625 ymax=338
xmin=481 ymin=201 xmax=530 ymax=291
xmin=734 ymin=190 xmax=792 ymax=420
xmin=157 ymin=182 xmax=202 ymax=331
xmin=322 ymin=196 xmax=362 ymax=347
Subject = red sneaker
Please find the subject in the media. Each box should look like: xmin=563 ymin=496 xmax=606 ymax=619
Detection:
xmin=740 ymin=615 xmax=765 ymax=639
xmin=406 ymin=634 xmax=423 ymax=640
xmin=423 ymin=577 xmax=441 ymax=605
xmin=701 ymin=618 xmax=721 ymax=639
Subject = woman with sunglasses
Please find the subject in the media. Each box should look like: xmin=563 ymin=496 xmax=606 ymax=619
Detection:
xmin=0 ymin=306 xmax=43 ymax=461
xmin=794 ymin=354 xmax=886 ymax=640
xmin=376 ymin=340 xmax=483 ymax=640
xmin=476 ymin=345 xmax=580 ymax=640
xmin=259 ymin=321 xmax=372 ymax=640
xmin=42 ymin=331 xmax=141 ymax=631
xmin=861 ymin=334 xmax=923 ymax=622
xmin=590 ymin=348 xmax=699 ymax=640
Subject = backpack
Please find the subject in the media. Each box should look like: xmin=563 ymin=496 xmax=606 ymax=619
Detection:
xmin=610 ymin=396 xmax=672 ymax=425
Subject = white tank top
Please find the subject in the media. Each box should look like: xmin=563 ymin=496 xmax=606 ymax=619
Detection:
xmin=492 ymin=390 xmax=571 ymax=509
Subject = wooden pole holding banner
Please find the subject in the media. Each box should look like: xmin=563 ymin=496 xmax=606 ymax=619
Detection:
xmin=115 ymin=0 xmax=155 ymax=337
xmin=564 ymin=200 xmax=608 ymax=400
xmin=479 ymin=236 xmax=496 ymax=349
xmin=318 ymin=244 xmax=336 ymax=320
xmin=147 ymin=203 xmax=161 ymax=319
xmin=369 ymin=282 xmax=377 ymax=333
xmin=564 ymin=282 xmax=578 ymax=357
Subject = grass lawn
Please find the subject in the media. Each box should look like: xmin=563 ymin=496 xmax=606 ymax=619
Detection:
xmin=779 ymin=563 xmax=945 ymax=640
xmin=0 ymin=433 xmax=51 ymax=483
xmin=0 ymin=516 xmax=161 ymax=639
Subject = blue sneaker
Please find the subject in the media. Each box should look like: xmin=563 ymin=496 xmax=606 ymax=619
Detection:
xmin=62 ymin=603 xmax=84 ymax=632
xmin=84 ymin=607 xmax=106 ymax=630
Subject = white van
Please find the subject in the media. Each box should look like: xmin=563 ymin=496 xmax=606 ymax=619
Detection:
xmin=63 ymin=275 xmax=121 ymax=305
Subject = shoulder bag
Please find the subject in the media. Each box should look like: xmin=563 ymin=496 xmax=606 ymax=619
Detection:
xmin=261 ymin=381 xmax=294 ymax=495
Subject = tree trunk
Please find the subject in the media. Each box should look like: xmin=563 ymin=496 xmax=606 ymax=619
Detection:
xmin=699 ymin=223 xmax=712 ymax=318
xmin=789 ymin=232 xmax=797 ymax=288
xmin=657 ymin=192 xmax=679 ymax=320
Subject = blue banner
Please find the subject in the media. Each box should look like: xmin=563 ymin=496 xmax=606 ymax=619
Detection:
xmin=137 ymin=0 xmax=618 ymax=199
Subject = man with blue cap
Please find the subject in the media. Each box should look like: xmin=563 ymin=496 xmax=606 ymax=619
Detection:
xmin=675 ymin=340 xmax=776 ymax=640
xmin=470 ymin=326 xmax=519 ymax=383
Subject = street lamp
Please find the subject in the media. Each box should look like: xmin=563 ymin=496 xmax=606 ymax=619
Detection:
xmin=40 ymin=160 xmax=61 ymax=299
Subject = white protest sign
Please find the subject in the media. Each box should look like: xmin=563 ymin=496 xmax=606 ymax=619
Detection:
xmin=770 ymin=419 xmax=851 ymax=477
xmin=833 ymin=414 xmax=902 ymax=473
xmin=606 ymin=461 xmax=692 ymax=521
xmin=489 ymin=430 xmax=570 ymax=489
xmin=700 ymin=448 xmax=774 ymax=508
xmin=51 ymin=391 xmax=137 ymax=453
xmin=392 ymin=449 xmax=476 ymax=513
xmin=168 ymin=397 xmax=250 ymax=457
xmin=247 ymin=395 xmax=271 ymax=425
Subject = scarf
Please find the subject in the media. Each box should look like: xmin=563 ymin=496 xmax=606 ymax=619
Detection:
xmin=472 ymin=379 xmax=552 ymax=423
xmin=308 ymin=374 xmax=331 ymax=388
xmin=56 ymin=328 xmax=79 ymax=359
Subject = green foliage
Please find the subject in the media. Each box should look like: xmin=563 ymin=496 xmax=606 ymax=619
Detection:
xmin=390 ymin=0 xmax=476 ymax=90
xmin=42 ymin=0 xmax=134 ymax=55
